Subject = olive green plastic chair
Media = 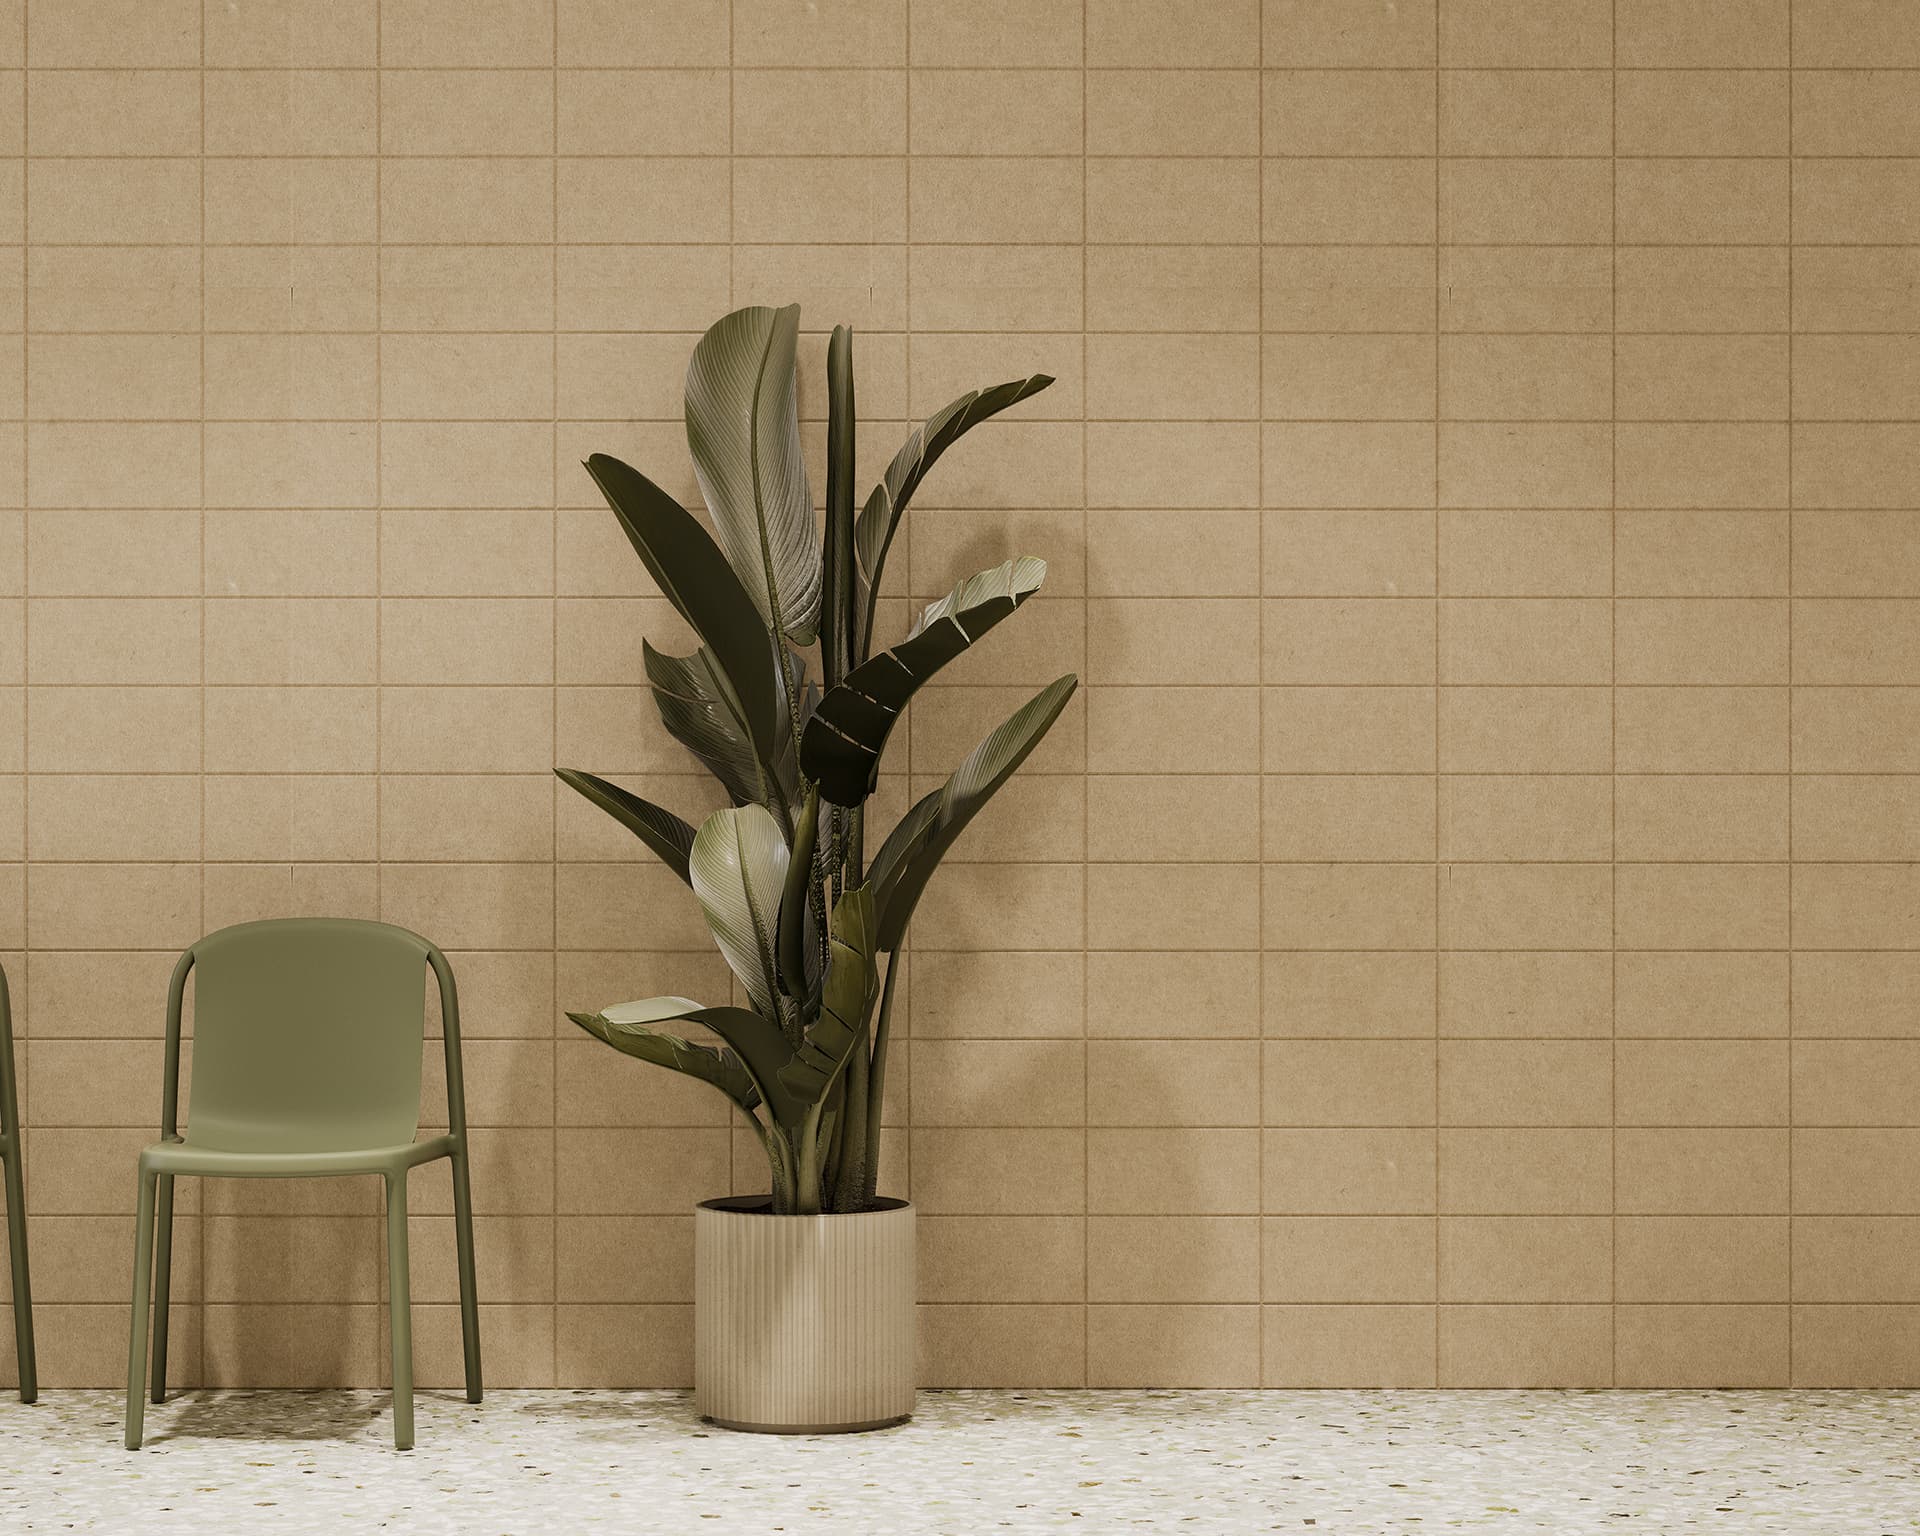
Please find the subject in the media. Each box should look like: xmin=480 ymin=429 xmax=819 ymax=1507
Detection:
xmin=1 ymin=965 xmax=35 ymax=1402
xmin=125 ymin=919 xmax=482 ymax=1451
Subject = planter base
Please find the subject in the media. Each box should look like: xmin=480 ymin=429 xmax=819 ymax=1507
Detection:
xmin=704 ymin=1413 xmax=910 ymax=1435
xmin=695 ymin=1196 xmax=916 ymax=1435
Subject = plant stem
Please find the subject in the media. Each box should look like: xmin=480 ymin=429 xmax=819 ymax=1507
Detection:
xmin=821 ymin=1076 xmax=847 ymax=1205
xmin=794 ymin=1102 xmax=825 ymax=1215
xmin=741 ymin=1107 xmax=793 ymax=1215
xmin=832 ymin=1026 xmax=870 ymax=1213
xmin=861 ymin=951 xmax=900 ymax=1203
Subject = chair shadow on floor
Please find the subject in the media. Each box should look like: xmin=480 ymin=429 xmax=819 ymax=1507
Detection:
xmin=138 ymin=1389 xmax=478 ymax=1445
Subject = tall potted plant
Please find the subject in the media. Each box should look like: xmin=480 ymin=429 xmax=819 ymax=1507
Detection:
xmin=559 ymin=304 xmax=1074 ymax=1432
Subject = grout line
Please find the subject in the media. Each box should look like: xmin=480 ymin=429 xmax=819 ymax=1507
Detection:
xmin=14 ymin=329 xmax=1914 ymax=339
xmin=1608 ymin=0 xmax=1619 ymax=1389
xmin=901 ymin=0 xmax=913 ymax=1219
xmin=196 ymin=0 xmax=209 ymax=1379
xmin=550 ymin=0 xmax=561 ymax=1388
xmin=13 ymin=61 xmax=1920 ymax=73
xmin=12 ymin=0 xmax=27 ymax=1374
xmin=37 ymin=146 xmax=1914 ymax=159
xmin=1431 ymin=6 xmax=1444 ymax=1388
xmin=1786 ymin=0 xmax=1797 ymax=1385
xmin=23 ymin=238 xmax=1920 ymax=249
xmin=1254 ymin=0 xmax=1266 ymax=1379
xmin=1078 ymin=0 xmax=1090 ymax=1390
xmin=372 ymin=0 xmax=388 ymax=1372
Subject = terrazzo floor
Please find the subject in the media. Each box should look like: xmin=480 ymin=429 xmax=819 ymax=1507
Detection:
xmin=0 ymin=1388 xmax=1914 ymax=1533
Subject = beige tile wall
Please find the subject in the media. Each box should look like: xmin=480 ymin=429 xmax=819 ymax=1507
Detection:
xmin=0 ymin=0 xmax=1917 ymax=1390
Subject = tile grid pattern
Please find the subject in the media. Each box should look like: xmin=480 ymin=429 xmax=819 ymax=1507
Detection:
xmin=0 ymin=0 xmax=1917 ymax=1391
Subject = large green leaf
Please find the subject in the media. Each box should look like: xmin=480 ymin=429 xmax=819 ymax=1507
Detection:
xmin=689 ymin=804 xmax=789 ymax=1016
xmin=569 ymin=998 xmax=759 ymax=1112
xmin=554 ymin=768 xmax=697 ymax=885
xmin=684 ymin=304 xmax=821 ymax=646
xmin=869 ymin=673 xmax=1078 ymax=951
xmin=801 ymin=556 xmax=1049 ymax=807
xmin=821 ymin=325 xmax=857 ymax=689
xmin=585 ymin=452 xmax=788 ymax=773
xmin=778 ymin=884 xmax=878 ymax=1101
xmin=643 ymin=639 xmax=800 ymax=810
xmin=776 ymin=785 xmax=820 ymax=996
xmin=575 ymin=996 xmax=809 ymax=1131
xmin=852 ymin=375 xmax=1053 ymax=656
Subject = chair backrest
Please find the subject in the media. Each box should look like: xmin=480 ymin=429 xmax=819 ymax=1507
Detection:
xmin=180 ymin=919 xmax=433 ymax=1155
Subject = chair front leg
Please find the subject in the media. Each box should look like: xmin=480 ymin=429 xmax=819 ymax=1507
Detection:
xmin=385 ymin=1172 xmax=414 ymax=1451
xmin=3 ymin=1136 xmax=34 ymax=1403
xmin=124 ymin=1169 xmax=156 ymax=1449
xmin=149 ymin=1174 xmax=174 ymax=1403
xmin=451 ymin=1146 xmax=481 ymax=1403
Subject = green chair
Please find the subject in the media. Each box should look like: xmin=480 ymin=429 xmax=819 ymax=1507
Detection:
xmin=125 ymin=918 xmax=482 ymax=1451
xmin=1 ymin=965 xmax=35 ymax=1402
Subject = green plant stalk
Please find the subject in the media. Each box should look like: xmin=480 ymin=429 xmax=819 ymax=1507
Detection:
xmin=820 ymin=1074 xmax=847 ymax=1202
xmin=861 ymin=952 xmax=900 ymax=1202
xmin=831 ymin=1029 xmax=870 ymax=1213
xmin=776 ymin=785 xmax=820 ymax=994
xmin=793 ymin=1100 xmax=826 ymax=1215
xmin=744 ymin=1106 xmax=794 ymax=1214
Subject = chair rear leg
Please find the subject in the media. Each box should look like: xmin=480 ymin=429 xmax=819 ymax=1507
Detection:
xmin=450 ymin=1147 xmax=482 ymax=1403
xmin=124 ymin=1170 xmax=156 ymax=1449
xmin=385 ymin=1173 xmax=414 ymax=1451
xmin=149 ymin=1173 xmax=174 ymax=1403
xmin=3 ymin=1137 xmax=33 ymax=1403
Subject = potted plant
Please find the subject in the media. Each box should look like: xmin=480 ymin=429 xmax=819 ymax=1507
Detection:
xmin=559 ymin=304 xmax=1074 ymax=1433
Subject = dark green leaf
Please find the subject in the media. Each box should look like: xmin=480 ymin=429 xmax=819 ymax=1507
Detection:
xmin=569 ymin=999 xmax=760 ymax=1113
xmin=685 ymin=304 xmax=822 ymax=646
xmin=581 ymin=997 xmax=809 ymax=1132
xmin=584 ymin=452 xmax=787 ymax=772
xmin=852 ymin=375 xmax=1053 ymax=657
xmin=777 ymin=785 xmax=820 ymax=996
xmin=644 ymin=640 xmax=778 ymax=808
xmin=778 ymin=885 xmax=877 ymax=1102
xmin=870 ymin=674 xmax=1078 ymax=950
xmin=801 ymin=556 xmax=1049 ymax=807
xmin=689 ymin=805 xmax=789 ymax=1018
xmin=554 ymin=768 xmax=698 ymax=885
xmin=821 ymin=325 xmax=857 ymax=688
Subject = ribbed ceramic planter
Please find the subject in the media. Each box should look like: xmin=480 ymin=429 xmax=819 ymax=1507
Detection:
xmin=694 ymin=1196 xmax=915 ymax=1433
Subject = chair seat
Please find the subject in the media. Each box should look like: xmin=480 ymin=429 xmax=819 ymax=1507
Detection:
xmin=139 ymin=1133 xmax=458 ymax=1179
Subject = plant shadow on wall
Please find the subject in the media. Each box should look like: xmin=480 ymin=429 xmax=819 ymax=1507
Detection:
xmin=558 ymin=304 xmax=1074 ymax=1219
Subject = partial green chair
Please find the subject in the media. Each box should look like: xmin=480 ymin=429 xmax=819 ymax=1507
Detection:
xmin=1 ymin=965 xmax=35 ymax=1402
xmin=125 ymin=918 xmax=481 ymax=1451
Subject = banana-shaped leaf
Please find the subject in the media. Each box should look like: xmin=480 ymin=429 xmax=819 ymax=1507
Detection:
xmin=853 ymin=375 xmax=1052 ymax=655
xmin=776 ymin=786 xmax=820 ymax=994
xmin=575 ymin=996 xmax=809 ymax=1131
xmin=685 ymin=304 xmax=821 ymax=645
xmin=800 ymin=556 xmax=1049 ymax=807
xmin=569 ymin=998 xmax=759 ymax=1112
xmin=870 ymin=674 xmax=1078 ymax=951
xmin=554 ymin=768 xmax=697 ymax=884
xmin=644 ymin=640 xmax=798 ymax=810
xmin=585 ymin=452 xmax=789 ymax=775
xmin=689 ymin=804 xmax=789 ymax=1016
xmin=779 ymin=884 xmax=877 ymax=1101
xmin=821 ymin=325 xmax=857 ymax=688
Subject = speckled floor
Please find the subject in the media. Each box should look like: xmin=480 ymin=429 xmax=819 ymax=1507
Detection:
xmin=0 ymin=1389 xmax=1915 ymax=1533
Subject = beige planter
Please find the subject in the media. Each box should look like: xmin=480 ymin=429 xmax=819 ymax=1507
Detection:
xmin=693 ymin=1196 xmax=915 ymax=1433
